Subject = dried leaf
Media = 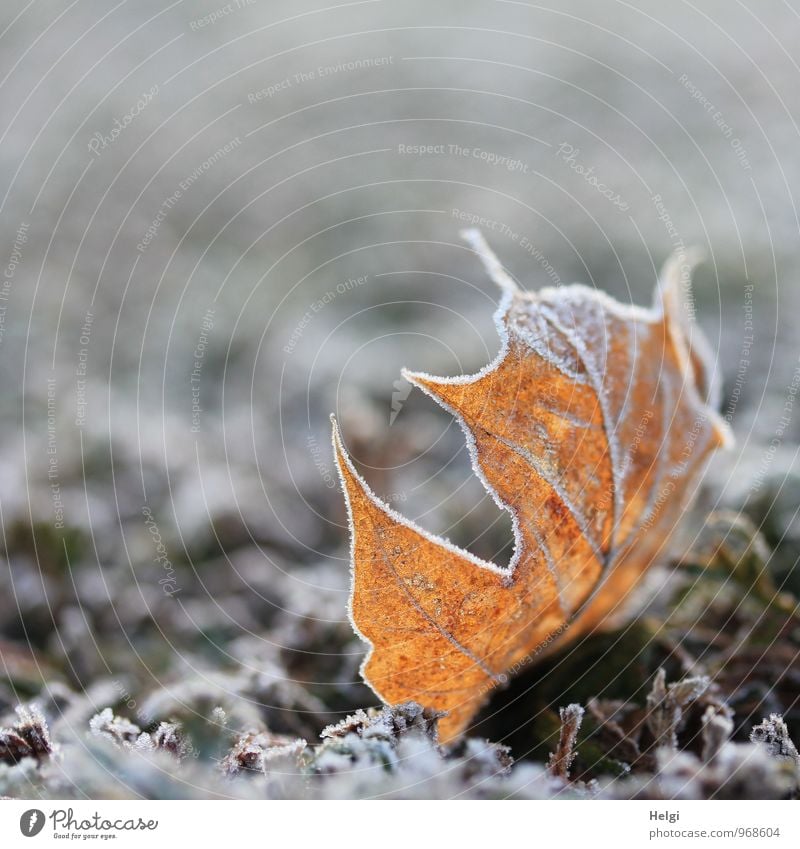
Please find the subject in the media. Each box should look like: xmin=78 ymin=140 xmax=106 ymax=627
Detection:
xmin=587 ymin=698 xmax=642 ymax=766
xmin=221 ymin=730 xmax=307 ymax=776
xmin=750 ymin=714 xmax=800 ymax=776
xmin=89 ymin=708 xmax=194 ymax=761
xmin=88 ymin=707 xmax=142 ymax=747
xmin=701 ymin=705 xmax=734 ymax=764
xmin=548 ymin=703 xmax=584 ymax=780
xmin=0 ymin=704 xmax=54 ymax=765
xmin=333 ymin=230 xmax=731 ymax=742
xmin=645 ymin=667 xmax=709 ymax=751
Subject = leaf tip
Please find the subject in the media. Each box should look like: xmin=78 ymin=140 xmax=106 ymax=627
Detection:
xmin=402 ymin=368 xmax=461 ymax=410
xmin=330 ymin=414 xmax=352 ymax=486
xmin=330 ymin=411 xmax=349 ymax=458
xmin=712 ymin=417 xmax=735 ymax=451
xmin=656 ymin=247 xmax=706 ymax=320
xmin=329 ymin=412 xmax=341 ymax=449
xmin=656 ymin=248 xmax=734 ymax=438
xmin=401 ymin=367 xmax=433 ymax=389
xmin=330 ymin=415 xmax=384 ymax=520
xmin=460 ymin=228 xmax=521 ymax=295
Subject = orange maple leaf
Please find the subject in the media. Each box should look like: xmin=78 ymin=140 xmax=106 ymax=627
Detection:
xmin=332 ymin=230 xmax=731 ymax=744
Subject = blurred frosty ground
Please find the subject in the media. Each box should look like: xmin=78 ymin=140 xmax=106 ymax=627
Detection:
xmin=1 ymin=0 xmax=799 ymax=798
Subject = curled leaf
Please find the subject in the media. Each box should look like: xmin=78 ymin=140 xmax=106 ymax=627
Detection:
xmin=333 ymin=231 xmax=731 ymax=743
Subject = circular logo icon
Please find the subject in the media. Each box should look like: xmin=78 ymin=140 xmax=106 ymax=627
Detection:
xmin=19 ymin=810 xmax=46 ymax=837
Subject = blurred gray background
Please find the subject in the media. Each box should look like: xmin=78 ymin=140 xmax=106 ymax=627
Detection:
xmin=1 ymin=0 xmax=799 ymax=752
